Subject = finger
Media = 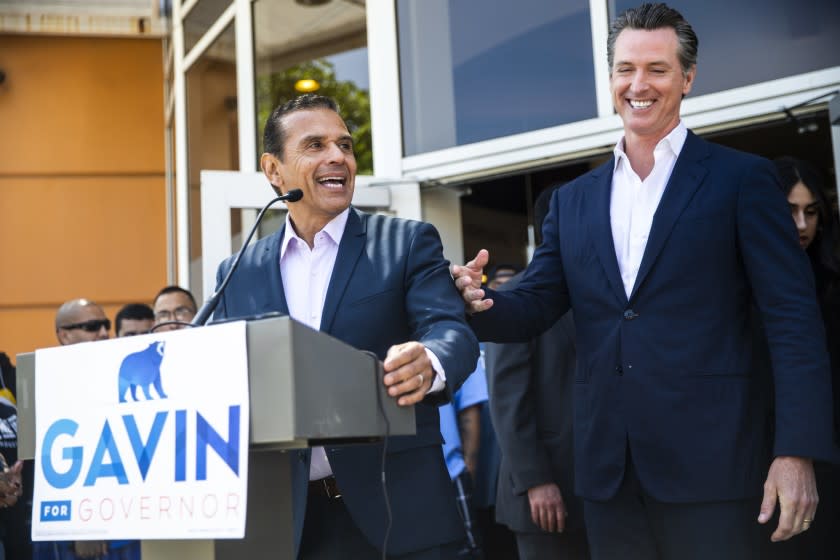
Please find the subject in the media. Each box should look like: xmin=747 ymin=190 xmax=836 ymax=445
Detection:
xmin=469 ymin=299 xmax=494 ymax=314
xmin=533 ymin=503 xmax=549 ymax=532
xmin=772 ymin=497 xmax=797 ymax=541
xmin=385 ymin=363 xmax=424 ymax=392
xmin=757 ymin=480 xmax=777 ymax=524
xmin=454 ymin=274 xmax=477 ymax=290
xmin=383 ymin=343 xmax=424 ymax=376
xmin=397 ymin=374 xmax=430 ymax=406
xmin=466 ymin=249 xmax=490 ymax=273
xmin=543 ymin=507 xmax=556 ymax=533
xmin=555 ymin=503 xmax=566 ymax=533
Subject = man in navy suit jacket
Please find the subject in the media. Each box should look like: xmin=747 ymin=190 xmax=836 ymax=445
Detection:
xmin=213 ymin=94 xmax=479 ymax=559
xmin=453 ymin=4 xmax=836 ymax=559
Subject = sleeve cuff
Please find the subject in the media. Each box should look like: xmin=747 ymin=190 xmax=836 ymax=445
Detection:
xmin=424 ymin=347 xmax=447 ymax=394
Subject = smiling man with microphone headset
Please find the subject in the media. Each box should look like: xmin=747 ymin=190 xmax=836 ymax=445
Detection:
xmin=208 ymin=94 xmax=479 ymax=560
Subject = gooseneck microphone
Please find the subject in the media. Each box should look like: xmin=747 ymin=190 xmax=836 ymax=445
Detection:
xmin=191 ymin=188 xmax=303 ymax=326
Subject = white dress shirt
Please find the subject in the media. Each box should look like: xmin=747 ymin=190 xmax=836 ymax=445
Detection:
xmin=279 ymin=209 xmax=446 ymax=480
xmin=610 ymin=121 xmax=687 ymax=299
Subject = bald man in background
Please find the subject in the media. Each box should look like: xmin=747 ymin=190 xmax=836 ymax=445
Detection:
xmin=54 ymin=298 xmax=110 ymax=345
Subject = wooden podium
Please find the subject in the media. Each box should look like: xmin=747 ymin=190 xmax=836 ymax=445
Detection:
xmin=16 ymin=316 xmax=415 ymax=559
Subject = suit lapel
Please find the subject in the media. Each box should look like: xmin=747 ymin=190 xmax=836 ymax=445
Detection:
xmin=255 ymin=224 xmax=289 ymax=315
xmin=320 ymin=208 xmax=366 ymax=334
xmin=589 ymin=162 xmax=628 ymax=306
xmin=629 ymin=131 xmax=710 ymax=301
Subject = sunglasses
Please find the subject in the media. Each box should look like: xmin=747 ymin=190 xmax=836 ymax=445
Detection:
xmin=59 ymin=318 xmax=111 ymax=333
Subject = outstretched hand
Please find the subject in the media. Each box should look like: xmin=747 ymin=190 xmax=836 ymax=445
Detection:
xmin=450 ymin=249 xmax=494 ymax=314
xmin=758 ymin=456 xmax=818 ymax=541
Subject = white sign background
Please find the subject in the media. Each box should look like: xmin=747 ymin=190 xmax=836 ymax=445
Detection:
xmin=32 ymin=321 xmax=250 ymax=540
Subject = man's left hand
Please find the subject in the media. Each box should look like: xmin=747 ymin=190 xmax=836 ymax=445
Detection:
xmin=758 ymin=456 xmax=818 ymax=541
xmin=383 ymin=341 xmax=434 ymax=406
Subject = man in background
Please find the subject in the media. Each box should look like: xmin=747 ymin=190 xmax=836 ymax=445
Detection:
xmin=485 ymin=185 xmax=589 ymax=560
xmin=54 ymin=299 xmax=110 ymax=344
xmin=115 ymin=303 xmax=155 ymax=337
xmin=152 ymin=286 xmax=197 ymax=332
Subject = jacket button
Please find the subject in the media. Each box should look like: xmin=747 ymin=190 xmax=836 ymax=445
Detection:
xmin=623 ymin=309 xmax=638 ymax=320
xmin=615 ymin=366 xmax=623 ymax=376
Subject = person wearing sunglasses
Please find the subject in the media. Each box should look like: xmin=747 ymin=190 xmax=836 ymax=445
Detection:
xmin=54 ymin=299 xmax=110 ymax=345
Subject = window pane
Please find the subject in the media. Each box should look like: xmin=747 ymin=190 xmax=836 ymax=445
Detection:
xmin=185 ymin=21 xmax=237 ymax=287
xmin=611 ymin=0 xmax=840 ymax=97
xmin=184 ymin=0 xmax=232 ymax=55
xmin=253 ymin=0 xmax=372 ymax=173
xmin=398 ymin=0 xmax=597 ymax=156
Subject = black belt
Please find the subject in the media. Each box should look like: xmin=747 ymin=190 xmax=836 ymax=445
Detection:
xmin=309 ymin=476 xmax=342 ymax=499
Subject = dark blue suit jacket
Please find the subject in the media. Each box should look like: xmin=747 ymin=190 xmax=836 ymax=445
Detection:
xmin=213 ymin=207 xmax=479 ymax=555
xmin=472 ymin=131 xmax=837 ymax=503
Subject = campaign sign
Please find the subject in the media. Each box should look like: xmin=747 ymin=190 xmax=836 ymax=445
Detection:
xmin=32 ymin=321 xmax=250 ymax=540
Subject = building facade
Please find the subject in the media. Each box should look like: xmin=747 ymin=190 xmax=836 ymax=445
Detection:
xmin=168 ymin=0 xmax=840 ymax=302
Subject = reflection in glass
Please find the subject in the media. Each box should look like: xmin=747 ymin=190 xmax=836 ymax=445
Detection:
xmin=253 ymin=0 xmax=372 ymax=173
xmin=398 ymin=0 xmax=597 ymax=156
xmin=610 ymin=0 xmax=840 ymax=97
xmin=184 ymin=0 xmax=233 ymax=55
xmin=185 ymin=22 xmax=238 ymax=282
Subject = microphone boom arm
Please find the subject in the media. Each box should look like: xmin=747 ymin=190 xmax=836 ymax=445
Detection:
xmin=191 ymin=188 xmax=303 ymax=326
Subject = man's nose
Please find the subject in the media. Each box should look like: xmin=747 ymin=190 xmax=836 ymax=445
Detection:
xmin=630 ymin=70 xmax=649 ymax=92
xmin=326 ymin=142 xmax=346 ymax=163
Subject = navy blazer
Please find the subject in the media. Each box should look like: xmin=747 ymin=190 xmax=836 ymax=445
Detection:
xmin=472 ymin=131 xmax=837 ymax=503
xmin=213 ymin=207 xmax=479 ymax=555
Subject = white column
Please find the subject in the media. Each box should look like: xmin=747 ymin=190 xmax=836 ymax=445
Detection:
xmin=366 ymin=0 xmax=404 ymax=179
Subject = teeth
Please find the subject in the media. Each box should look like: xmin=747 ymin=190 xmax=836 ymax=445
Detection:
xmin=629 ymin=99 xmax=653 ymax=109
xmin=317 ymin=176 xmax=345 ymax=188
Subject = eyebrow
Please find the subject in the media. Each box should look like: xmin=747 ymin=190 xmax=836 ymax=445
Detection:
xmin=299 ymin=134 xmax=353 ymax=145
xmin=614 ymin=59 xmax=673 ymax=67
xmin=299 ymin=134 xmax=325 ymax=146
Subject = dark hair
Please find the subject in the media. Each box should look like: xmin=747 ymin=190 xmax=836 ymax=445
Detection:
xmin=263 ymin=94 xmax=341 ymax=159
xmin=154 ymin=285 xmax=197 ymax=310
xmin=115 ymin=303 xmax=154 ymax=334
xmin=534 ymin=184 xmax=564 ymax=244
xmin=607 ymin=3 xmax=698 ymax=76
xmin=774 ymin=157 xmax=840 ymax=300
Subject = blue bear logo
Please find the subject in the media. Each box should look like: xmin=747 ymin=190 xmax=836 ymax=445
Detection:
xmin=118 ymin=341 xmax=168 ymax=403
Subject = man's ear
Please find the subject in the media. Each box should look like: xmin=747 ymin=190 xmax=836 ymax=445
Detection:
xmin=260 ymin=152 xmax=284 ymax=196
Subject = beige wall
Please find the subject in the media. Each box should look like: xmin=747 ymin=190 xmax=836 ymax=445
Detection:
xmin=0 ymin=35 xmax=167 ymax=361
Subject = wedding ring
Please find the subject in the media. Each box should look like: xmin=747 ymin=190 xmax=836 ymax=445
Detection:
xmin=418 ymin=373 xmax=425 ymax=385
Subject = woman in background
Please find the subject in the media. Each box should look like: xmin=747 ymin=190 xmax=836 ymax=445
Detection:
xmin=768 ymin=156 xmax=840 ymax=559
